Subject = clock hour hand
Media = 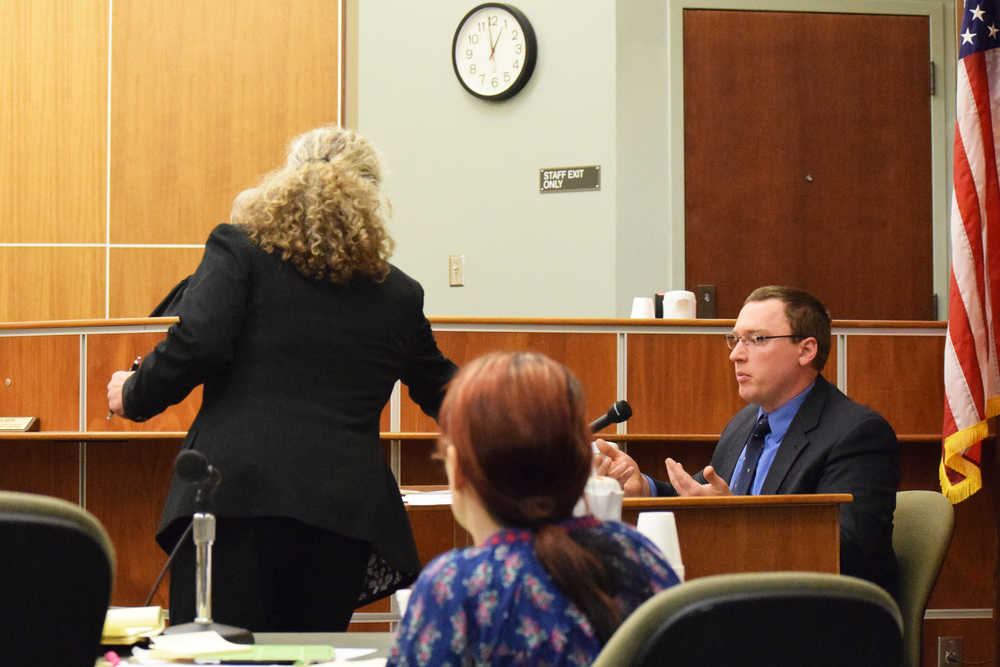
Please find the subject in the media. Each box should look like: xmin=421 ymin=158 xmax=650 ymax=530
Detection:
xmin=489 ymin=25 xmax=504 ymax=60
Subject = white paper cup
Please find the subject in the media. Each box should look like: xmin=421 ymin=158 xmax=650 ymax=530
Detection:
xmin=630 ymin=296 xmax=655 ymax=318
xmin=394 ymin=588 xmax=412 ymax=618
xmin=636 ymin=511 xmax=684 ymax=580
xmin=573 ymin=475 xmax=624 ymax=521
xmin=661 ymin=290 xmax=697 ymax=319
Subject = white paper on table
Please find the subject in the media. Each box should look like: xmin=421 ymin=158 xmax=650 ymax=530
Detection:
xmin=401 ymin=489 xmax=453 ymax=505
xmin=331 ymin=648 xmax=377 ymax=659
xmin=132 ymin=630 xmax=252 ymax=660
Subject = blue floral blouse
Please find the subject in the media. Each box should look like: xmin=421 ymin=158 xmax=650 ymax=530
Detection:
xmin=387 ymin=516 xmax=679 ymax=666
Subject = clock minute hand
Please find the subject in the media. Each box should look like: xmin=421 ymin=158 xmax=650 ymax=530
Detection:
xmin=489 ymin=26 xmax=504 ymax=60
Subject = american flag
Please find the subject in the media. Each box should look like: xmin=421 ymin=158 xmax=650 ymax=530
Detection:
xmin=942 ymin=0 xmax=1000 ymax=503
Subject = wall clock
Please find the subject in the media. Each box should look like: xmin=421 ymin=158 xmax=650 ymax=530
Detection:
xmin=452 ymin=3 xmax=537 ymax=100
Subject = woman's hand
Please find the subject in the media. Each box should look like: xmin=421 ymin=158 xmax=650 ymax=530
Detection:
xmin=106 ymin=370 xmax=135 ymax=418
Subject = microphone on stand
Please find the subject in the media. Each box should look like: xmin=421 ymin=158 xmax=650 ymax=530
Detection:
xmin=175 ymin=449 xmax=222 ymax=513
xmin=160 ymin=450 xmax=253 ymax=644
xmin=589 ymin=400 xmax=633 ymax=433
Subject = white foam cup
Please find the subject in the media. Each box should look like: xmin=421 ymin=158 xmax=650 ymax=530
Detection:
xmin=660 ymin=290 xmax=697 ymax=319
xmin=394 ymin=588 xmax=412 ymax=618
xmin=636 ymin=511 xmax=685 ymax=580
xmin=573 ymin=475 xmax=624 ymax=521
xmin=630 ymin=297 xmax=655 ymax=318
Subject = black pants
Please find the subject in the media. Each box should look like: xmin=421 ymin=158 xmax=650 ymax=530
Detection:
xmin=169 ymin=517 xmax=370 ymax=632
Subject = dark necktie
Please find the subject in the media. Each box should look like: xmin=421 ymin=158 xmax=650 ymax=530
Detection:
xmin=731 ymin=414 xmax=771 ymax=495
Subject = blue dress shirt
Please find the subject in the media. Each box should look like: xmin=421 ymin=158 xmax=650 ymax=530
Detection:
xmin=645 ymin=381 xmax=816 ymax=496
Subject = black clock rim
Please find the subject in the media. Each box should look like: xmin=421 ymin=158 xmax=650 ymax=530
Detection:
xmin=451 ymin=2 xmax=537 ymax=101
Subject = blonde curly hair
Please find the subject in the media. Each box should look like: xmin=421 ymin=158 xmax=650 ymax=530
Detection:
xmin=233 ymin=125 xmax=395 ymax=283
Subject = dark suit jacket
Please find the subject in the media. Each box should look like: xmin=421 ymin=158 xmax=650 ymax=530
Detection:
xmin=653 ymin=375 xmax=899 ymax=595
xmin=123 ymin=223 xmax=456 ymax=601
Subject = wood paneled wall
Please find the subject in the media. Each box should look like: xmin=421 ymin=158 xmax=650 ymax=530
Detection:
xmin=0 ymin=0 xmax=108 ymax=246
xmin=85 ymin=332 xmax=202 ymax=432
xmin=0 ymin=335 xmax=80 ymax=430
xmin=0 ymin=319 xmax=994 ymax=663
xmin=0 ymin=0 xmax=342 ymax=322
xmin=0 ymin=248 xmax=106 ymax=322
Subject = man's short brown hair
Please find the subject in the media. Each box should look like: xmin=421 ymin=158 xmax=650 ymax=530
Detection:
xmin=745 ymin=286 xmax=831 ymax=371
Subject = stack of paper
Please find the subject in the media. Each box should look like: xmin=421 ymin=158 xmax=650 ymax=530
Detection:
xmin=129 ymin=631 xmax=341 ymax=664
xmin=400 ymin=489 xmax=452 ymax=506
xmin=102 ymin=606 xmax=167 ymax=644
xmin=131 ymin=631 xmax=247 ymax=661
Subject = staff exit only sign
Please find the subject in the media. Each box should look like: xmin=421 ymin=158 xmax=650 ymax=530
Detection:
xmin=539 ymin=165 xmax=600 ymax=193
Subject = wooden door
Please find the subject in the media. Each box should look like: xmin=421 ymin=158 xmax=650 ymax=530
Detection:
xmin=683 ymin=10 xmax=933 ymax=320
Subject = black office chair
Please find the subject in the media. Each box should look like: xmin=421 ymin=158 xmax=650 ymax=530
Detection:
xmin=0 ymin=491 xmax=115 ymax=667
xmin=593 ymin=571 xmax=903 ymax=667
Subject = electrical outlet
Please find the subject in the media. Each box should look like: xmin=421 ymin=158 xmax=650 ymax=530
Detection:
xmin=448 ymin=255 xmax=465 ymax=287
xmin=937 ymin=636 xmax=963 ymax=666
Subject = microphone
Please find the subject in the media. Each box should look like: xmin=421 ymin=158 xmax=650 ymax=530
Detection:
xmin=142 ymin=449 xmax=221 ymax=607
xmin=589 ymin=400 xmax=633 ymax=432
xmin=160 ymin=449 xmax=252 ymax=643
xmin=176 ymin=449 xmax=222 ymax=513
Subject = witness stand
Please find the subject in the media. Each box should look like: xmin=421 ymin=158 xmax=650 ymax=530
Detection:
xmin=407 ymin=493 xmax=848 ymax=578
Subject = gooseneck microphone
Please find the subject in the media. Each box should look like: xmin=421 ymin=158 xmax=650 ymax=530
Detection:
xmin=157 ymin=450 xmax=253 ymax=643
xmin=176 ymin=449 xmax=222 ymax=513
xmin=143 ymin=450 xmax=214 ymax=606
xmin=589 ymin=399 xmax=633 ymax=433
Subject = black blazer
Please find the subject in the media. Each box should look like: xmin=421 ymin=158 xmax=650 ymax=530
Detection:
xmin=653 ymin=375 xmax=899 ymax=595
xmin=124 ymin=224 xmax=456 ymax=598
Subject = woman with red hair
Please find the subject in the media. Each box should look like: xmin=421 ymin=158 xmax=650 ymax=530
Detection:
xmin=388 ymin=352 xmax=678 ymax=666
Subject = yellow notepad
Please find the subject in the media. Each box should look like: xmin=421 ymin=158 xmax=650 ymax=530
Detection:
xmin=101 ymin=606 xmax=167 ymax=644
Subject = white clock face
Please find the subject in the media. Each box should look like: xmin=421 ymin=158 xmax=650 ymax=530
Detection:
xmin=452 ymin=4 xmax=536 ymax=100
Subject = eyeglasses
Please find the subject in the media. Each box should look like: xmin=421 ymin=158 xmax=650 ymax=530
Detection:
xmin=724 ymin=333 xmax=802 ymax=350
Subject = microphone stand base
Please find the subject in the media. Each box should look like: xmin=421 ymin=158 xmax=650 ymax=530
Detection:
xmin=162 ymin=621 xmax=254 ymax=644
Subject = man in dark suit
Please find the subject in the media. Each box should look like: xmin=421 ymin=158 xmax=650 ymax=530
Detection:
xmin=595 ymin=286 xmax=899 ymax=594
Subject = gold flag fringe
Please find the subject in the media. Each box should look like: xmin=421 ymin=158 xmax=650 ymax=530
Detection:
xmin=939 ymin=395 xmax=1000 ymax=503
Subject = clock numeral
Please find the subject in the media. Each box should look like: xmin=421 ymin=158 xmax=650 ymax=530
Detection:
xmin=491 ymin=77 xmax=498 ymax=88
xmin=488 ymin=15 xmax=498 ymax=26
xmin=515 ymin=43 xmax=522 ymax=55
xmin=465 ymin=48 xmax=473 ymax=59
xmin=512 ymin=29 xmax=519 ymax=40
xmin=479 ymin=73 xmax=486 ymax=85
xmin=477 ymin=21 xmax=485 ymax=32
xmin=468 ymin=33 xmax=479 ymax=45
xmin=512 ymin=59 xmax=520 ymax=71
xmin=469 ymin=63 xmax=477 ymax=74
xmin=503 ymin=71 xmax=511 ymax=83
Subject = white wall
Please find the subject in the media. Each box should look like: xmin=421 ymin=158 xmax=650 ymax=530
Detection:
xmin=356 ymin=0 xmax=629 ymax=317
xmin=616 ymin=1 xmax=676 ymax=313
xmin=353 ymin=0 xmax=954 ymax=318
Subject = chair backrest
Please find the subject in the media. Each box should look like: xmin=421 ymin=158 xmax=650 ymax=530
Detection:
xmin=893 ymin=490 xmax=955 ymax=667
xmin=593 ymin=571 xmax=903 ymax=667
xmin=0 ymin=491 xmax=115 ymax=667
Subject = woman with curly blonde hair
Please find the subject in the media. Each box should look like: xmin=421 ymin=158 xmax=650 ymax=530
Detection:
xmin=236 ymin=126 xmax=395 ymax=284
xmin=107 ymin=125 xmax=456 ymax=632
